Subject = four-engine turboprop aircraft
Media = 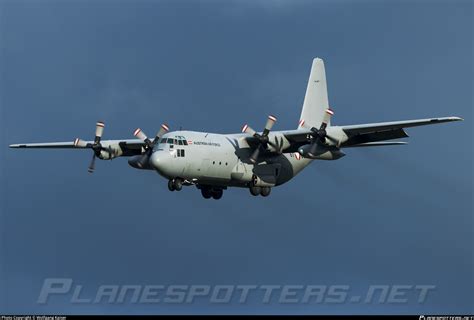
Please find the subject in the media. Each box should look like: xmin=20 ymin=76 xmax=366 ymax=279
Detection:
xmin=9 ymin=58 xmax=462 ymax=199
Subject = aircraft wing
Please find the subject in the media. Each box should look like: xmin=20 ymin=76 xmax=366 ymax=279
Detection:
xmin=339 ymin=116 xmax=462 ymax=147
xmin=280 ymin=116 xmax=462 ymax=149
xmin=9 ymin=139 xmax=146 ymax=155
xmin=10 ymin=141 xmax=79 ymax=149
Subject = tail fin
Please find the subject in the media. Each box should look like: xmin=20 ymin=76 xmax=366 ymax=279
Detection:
xmin=298 ymin=58 xmax=330 ymax=129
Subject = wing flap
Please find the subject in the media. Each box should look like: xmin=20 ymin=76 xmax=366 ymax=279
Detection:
xmin=342 ymin=128 xmax=409 ymax=147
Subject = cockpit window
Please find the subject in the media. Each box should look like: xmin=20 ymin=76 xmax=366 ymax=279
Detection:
xmin=159 ymin=136 xmax=188 ymax=146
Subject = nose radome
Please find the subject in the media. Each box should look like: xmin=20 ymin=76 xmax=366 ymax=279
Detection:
xmin=149 ymin=150 xmax=162 ymax=168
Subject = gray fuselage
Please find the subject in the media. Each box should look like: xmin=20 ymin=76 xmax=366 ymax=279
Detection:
xmin=149 ymin=130 xmax=312 ymax=188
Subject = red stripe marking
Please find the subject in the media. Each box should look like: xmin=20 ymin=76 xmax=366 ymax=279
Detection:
xmin=326 ymin=109 xmax=334 ymax=115
xmin=96 ymin=122 xmax=105 ymax=127
xmin=268 ymin=115 xmax=277 ymax=122
xmin=162 ymin=124 xmax=169 ymax=131
xmin=133 ymin=128 xmax=141 ymax=136
xmin=241 ymin=124 xmax=248 ymax=133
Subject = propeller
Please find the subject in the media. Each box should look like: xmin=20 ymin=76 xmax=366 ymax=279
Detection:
xmin=73 ymin=121 xmax=106 ymax=173
xmin=241 ymin=115 xmax=279 ymax=164
xmin=132 ymin=123 xmax=170 ymax=168
xmin=307 ymin=108 xmax=339 ymax=156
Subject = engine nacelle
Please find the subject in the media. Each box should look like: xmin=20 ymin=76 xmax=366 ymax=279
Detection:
xmin=98 ymin=149 xmax=120 ymax=160
xmin=97 ymin=142 xmax=123 ymax=160
xmin=128 ymin=155 xmax=153 ymax=170
xmin=298 ymin=144 xmax=345 ymax=160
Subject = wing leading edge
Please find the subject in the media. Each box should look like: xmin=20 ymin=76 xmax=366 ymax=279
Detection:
xmin=10 ymin=141 xmax=78 ymax=148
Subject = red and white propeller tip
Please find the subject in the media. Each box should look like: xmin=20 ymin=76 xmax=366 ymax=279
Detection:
xmin=241 ymin=124 xmax=257 ymax=136
xmin=265 ymin=115 xmax=277 ymax=131
xmin=95 ymin=121 xmax=105 ymax=138
xmin=322 ymin=108 xmax=334 ymax=126
xmin=133 ymin=128 xmax=148 ymax=141
xmin=156 ymin=124 xmax=170 ymax=138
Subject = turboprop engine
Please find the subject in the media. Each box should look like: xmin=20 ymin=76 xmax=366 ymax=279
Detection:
xmin=298 ymin=144 xmax=345 ymax=160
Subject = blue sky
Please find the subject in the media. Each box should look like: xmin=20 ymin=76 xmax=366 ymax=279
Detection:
xmin=1 ymin=0 xmax=472 ymax=314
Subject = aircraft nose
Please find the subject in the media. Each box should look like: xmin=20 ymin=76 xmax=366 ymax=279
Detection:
xmin=150 ymin=151 xmax=164 ymax=171
xmin=150 ymin=150 xmax=173 ymax=178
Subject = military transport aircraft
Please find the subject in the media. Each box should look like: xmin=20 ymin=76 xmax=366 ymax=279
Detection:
xmin=10 ymin=58 xmax=462 ymax=199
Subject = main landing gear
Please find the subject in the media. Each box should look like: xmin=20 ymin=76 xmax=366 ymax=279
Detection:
xmin=168 ymin=178 xmax=183 ymax=191
xmin=249 ymin=186 xmax=271 ymax=197
xmin=168 ymin=179 xmax=224 ymax=200
xmin=201 ymin=187 xmax=223 ymax=200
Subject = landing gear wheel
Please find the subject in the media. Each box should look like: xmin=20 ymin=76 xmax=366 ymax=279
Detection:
xmin=168 ymin=179 xmax=176 ymax=191
xmin=260 ymin=187 xmax=271 ymax=197
xmin=211 ymin=189 xmax=223 ymax=200
xmin=249 ymin=186 xmax=261 ymax=196
xmin=174 ymin=178 xmax=183 ymax=191
xmin=201 ymin=188 xmax=212 ymax=199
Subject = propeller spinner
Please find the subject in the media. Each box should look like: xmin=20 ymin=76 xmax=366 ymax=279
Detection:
xmin=306 ymin=108 xmax=339 ymax=157
xmin=242 ymin=115 xmax=279 ymax=164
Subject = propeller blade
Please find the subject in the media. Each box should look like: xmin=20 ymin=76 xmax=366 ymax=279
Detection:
xmin=95 ymin=121 xmax=105 ymax=143
xmin=133 ymin=128 xmax=148 ymax=141
xmin=136 ymin=153 xmax=151 ymax=169
xmin=73 ymin=138 xmax=88 ymax=148
xmin=241 ymin=124 xmax=257 ymax=136
xmin=249 ymin=147 xmax=260 ymax=164
xmin=308 ymin=142 xmax=319 ymax=157
xmin=320 ymin=108 xmax=334 ymax=130
xmin=244 ymin=115 xmax=278 ymax=163
xmin=263 ymin=115 xmax=277 ymax=135
xmin=152 ymin=123 xmax=170 ymax=144
xmin=88 ymin=154 xmax=96 ymax=173
xmin=267 ymin=139 xmax=280 ymax=152
xmin=133 ymin=128 xmax=153 ymax=147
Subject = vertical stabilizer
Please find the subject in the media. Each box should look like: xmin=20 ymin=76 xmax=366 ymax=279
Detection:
xmin=298 ymin=58 xmax=330 ymax=129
